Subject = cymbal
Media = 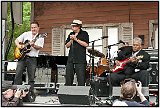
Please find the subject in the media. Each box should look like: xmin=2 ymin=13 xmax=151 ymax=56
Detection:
xmin=87 ymin=49 xmax=105 ymax=57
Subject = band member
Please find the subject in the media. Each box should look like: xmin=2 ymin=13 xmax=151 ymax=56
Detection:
xmin=110 ymin=37 xmax=150 ymax=86
xmin=14 ymin=21 xmax=44 ymax=101
xmin=65 ymin=20 xmax=89 ymax=86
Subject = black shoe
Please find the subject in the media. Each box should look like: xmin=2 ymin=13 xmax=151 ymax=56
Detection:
xmin=23 ymin=91 xmax=36 ymax=102
xmin=30 ymin=91 xmax=36 ymax=102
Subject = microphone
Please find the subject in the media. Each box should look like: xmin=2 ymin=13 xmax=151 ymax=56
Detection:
xmin=70 ymin=32 xmax=75 ymax=38
xmin=70 ymin=32 xmax=76 ymax=45
xmin=119 ymin=40 xmax=125 ymax=45
xmin=101 ymin=36 xmax=108 ymax=39
xmin=70 ymin=32 xmax=75 ymax=41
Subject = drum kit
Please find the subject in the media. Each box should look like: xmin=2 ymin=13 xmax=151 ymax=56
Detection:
xmin=86 ymin=48 xmax=110 ymax=79
xmin=86 ymin=38 xmax=125 ymax=80
xmin=86 ymin=48 xmax=113 ymax=98
xmin=86 ymin=39 xmax=126 ymax=99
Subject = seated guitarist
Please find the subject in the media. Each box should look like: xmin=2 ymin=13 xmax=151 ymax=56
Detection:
xmin=14 ymin=21 xmax=44 ymax=102
xmin=110 ymin=37 xmax=150 ymax=86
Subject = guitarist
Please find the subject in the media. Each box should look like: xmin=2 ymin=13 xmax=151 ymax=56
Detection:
xmin=110 ymin=37 xmax=150 ymax=86
xmin=14 ymin=21 xmax=44 ymax=102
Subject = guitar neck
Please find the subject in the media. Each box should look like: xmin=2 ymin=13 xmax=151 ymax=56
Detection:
xmin=122 ymin=58 xmax=130 ymax=64
xmin=122 ymin=56 xmax=143 ymax=64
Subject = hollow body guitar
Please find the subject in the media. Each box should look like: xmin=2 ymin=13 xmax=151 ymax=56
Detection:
xmin=14 ymin=33 xmax=47 ymax=60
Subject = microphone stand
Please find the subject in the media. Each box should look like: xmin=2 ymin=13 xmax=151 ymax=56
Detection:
xmin=88 ymin=38 xmax=103 ymax=102
xmin=89 ymin=38 xmax=102 ymax=81
xmin=105 ymin=42 xmax=121 ymax=63
xmin=104 ymin=42 xmax=121 ymax=103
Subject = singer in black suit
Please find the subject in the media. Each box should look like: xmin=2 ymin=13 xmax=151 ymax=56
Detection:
xmin=110 ymin=37 xmax=150 ymax=86
xmin=65 ymin=20 xmax=89 ymax=86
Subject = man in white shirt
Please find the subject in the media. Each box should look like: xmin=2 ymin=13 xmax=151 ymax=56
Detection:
xmin=14 ymin=21 xmax=44 ymax=102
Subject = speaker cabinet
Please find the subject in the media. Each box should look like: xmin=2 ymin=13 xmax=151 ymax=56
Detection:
xmin=148 ymin=62 xmax=158 ymax=84
xmin=57 ymin=86 xmax=94 ymax=105
xmin=91 ymin=77 xmax=109 ymax=97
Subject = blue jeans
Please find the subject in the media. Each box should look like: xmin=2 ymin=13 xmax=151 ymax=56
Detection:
xmin=14 ymin=56 xmax=37 ymax=91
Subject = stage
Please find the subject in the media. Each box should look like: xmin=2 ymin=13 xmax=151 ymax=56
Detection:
xmin=22 ymin=86 xmax=157 ymax=107
xmin=23 ymin=93 xmax=109 ymax=106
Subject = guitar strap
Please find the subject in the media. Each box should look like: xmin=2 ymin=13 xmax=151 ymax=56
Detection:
xmin=32 ymin=33 xmax=39 ymax=40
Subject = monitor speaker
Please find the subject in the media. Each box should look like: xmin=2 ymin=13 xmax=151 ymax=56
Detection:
xmin=57 ymin=86 xmax=94 ymax=105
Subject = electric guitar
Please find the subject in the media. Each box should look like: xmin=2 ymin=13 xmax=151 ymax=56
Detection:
xmin=14 ymin=33 xmax=47 ymax=60
xmin=112 ymin=55 xmax=143 ymax=73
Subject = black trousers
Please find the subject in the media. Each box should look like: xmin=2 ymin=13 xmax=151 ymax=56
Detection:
xmin=14 ymin=56 xmax=37 ymax=92
xmin=110 ymin=70 xmax=149 ymax=86
xmin=65 ymin=62 xmax=86 ymax=86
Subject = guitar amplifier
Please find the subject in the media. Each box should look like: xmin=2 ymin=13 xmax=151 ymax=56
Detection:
xmin=148 ymin=62 xmax=158 ymax=84
xmin=147 ymin=61 xmax=158 ymax=91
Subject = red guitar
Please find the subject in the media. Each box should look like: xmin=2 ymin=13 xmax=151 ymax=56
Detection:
xmin=112 ymin=55 xmax=143 ymax=73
